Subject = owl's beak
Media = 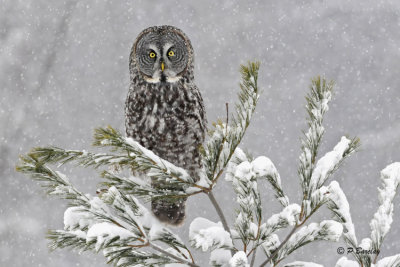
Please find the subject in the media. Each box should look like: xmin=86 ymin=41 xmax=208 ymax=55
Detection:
xmin=161 ymin=62 xmax=165 ymax=72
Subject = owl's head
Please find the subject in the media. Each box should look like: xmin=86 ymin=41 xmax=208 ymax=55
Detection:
xmin=130 ymin=25 xmax=194 ymax=84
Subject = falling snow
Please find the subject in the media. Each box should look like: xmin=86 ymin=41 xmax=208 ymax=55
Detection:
xmin=2 ymin=1 xmax=400 ymax=266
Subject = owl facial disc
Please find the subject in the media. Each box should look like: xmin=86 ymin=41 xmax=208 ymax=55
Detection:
xmin=134 ymin=27 xmax=190 ymax=84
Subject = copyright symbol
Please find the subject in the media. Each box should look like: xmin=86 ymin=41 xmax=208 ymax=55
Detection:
xmin=337 ymin=247 xmax=345 ymax=254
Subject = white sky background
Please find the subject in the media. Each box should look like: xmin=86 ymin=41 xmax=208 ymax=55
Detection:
xmin=1 ymin=0 xmax=400 ymax=266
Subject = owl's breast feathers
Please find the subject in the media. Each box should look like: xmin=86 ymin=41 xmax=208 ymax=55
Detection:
xmin=125 ymin=80 xmax=206 ymax=176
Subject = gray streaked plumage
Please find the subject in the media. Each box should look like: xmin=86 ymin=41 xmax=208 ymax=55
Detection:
xmin=125 ymin=25 xmax=206 ymax=225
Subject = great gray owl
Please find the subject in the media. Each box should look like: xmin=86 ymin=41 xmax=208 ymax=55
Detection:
xmin=125 ymin=25 xmax=206 ymax=225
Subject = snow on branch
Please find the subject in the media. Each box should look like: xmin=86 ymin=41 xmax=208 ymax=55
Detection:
xmin=87 ymin=222 xmax=138 ymax=252
xmin=253 ymin=156 xmax=289 ymax=207
xmin=225 ymin=147 xmax=252 ymax=182
xmin=302 ymin=181 xmax=358 ymax=252
xmin=16 ymin=154 xmax=196 ymax=266
xmin=210 ymin=248 xmax=232 ymax=267
xmin=100 ymin=187 xmax=148 ymax=237
xmin=301 ymin=185 xmax=330 ymax=219
xmin=260 ymin=234 xmax=280 ymax=258
xmin=189 ymin=217 xmax=233 ymax=252
xmin=102 ymin=187 xmax=191 ymax=257
xmin=335 ymin=257 xmax=359 ymax=267
xmin=226 ymin=148 xmax=289 ymax=220
xmin=231 ymin=159 xmax=263 ymax=245
xmin=26 ymin=140 xmax=206 ymax=198
xmin=370 ymin=162 xmax=400 ymax=259
xmin=326 ymin=181 xmax=358 ymax=248
xmin=59 ymin=187 xmax=149 ymax=251
xmin=24 ymin=127 xmax=210 ymax=204
xmin=261 ymin=204 xmax=301 ymax=240
xmin=229 ymin=251 xmax=250 ymax=267
xmin=308 ymin=136 xmax=359 ymax=194
xmin=225 ymin=147 xmax=290 ymax=252
xmin=94 ymin=126 xmax=202 ymax=186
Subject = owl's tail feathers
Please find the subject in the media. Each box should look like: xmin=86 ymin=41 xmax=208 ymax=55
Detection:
xmin=151 ymin=198 xmax=186 ymax=226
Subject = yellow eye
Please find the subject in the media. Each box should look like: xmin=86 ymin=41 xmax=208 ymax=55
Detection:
xmin=149 ymin=52 xmax=156 ymax=58
xmin=168 ymin=50 xmax=175 ymax=57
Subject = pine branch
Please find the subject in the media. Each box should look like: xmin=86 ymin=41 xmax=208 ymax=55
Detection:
xmin=101 ymin=170 xmax=202 ymax=201
xmin=28 ymin=146 xmax=136 ymax=169
xmin=26 ymin=145 xmax=204 ymax=202
xmin=260 ymin=204 xmax=301 ymax=242
xmin=260 ymin=226 xmax=297 ymax=267
xmin=203 ymin=62 xmax=260 ymax=186
xmin=16 ymin=61 xmax=264 ymax=266
xmin=99 ymin=187 xmax=196 ymax=264
xmin=225 ymin=149 xmax=294 ymax=263
xmin=26 ymin=131 xmax=209 ymax=200
xmin=17 ymin=60 xmax=398 ymax=267
xmin=232 ymin=169 xmax=261 ymax=247
xmin=273 ymin=220 xmax=343 ymax=265
xmin=17 ymin=154 xmax=197 ymax=266
xmin=94 ymin=126 xmax=209 ymax=191
xmin=296 ymin=78 xmax=359 ymax=237
xmin=252 ymin=155 xmax=289 ymax=207
xmin=200 ymin=62 xmax=261 ymax=258
xmin=259 ymin=201 xmax=325 ymax=267
xmin=47 ymin=229 xmax=92 ymax=251
xmin=16 ymin=154 xmax=90 ymax=207
xmin=298 ymin=77 xmax=334 ymax=199
xmin=149 ymin=243 xmax=200 ymax=267
xmin=259 ymin=234 xmax=279 ymax=259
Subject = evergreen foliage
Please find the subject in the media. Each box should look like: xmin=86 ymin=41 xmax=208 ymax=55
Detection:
xmin=16 ymin=62 xmax=400 ymax=267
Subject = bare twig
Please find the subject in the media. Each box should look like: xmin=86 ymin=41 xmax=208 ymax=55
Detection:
xmin=250 ymin=246 xmax=258 ymax=267
xmin=206 ymin=190 xmax=234 ymax=255
xmin=226 ymin=102 xmax=229 ymax=133
xmin=207 ymin=191 xmax=230 ymax=234
xmin=127 ymin=242 xmax=149 ymax=248
xmin=373 ymin=253 xmax=379 ymax=264
xmin=186 ymin=247 xmax=195 ymax=264
xmin=171 ymin=245 xmax=188 ymax=260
